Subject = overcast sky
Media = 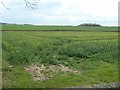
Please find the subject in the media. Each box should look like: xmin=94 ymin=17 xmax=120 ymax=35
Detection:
xmin=0 ymin=0 xmax=119 ymax=26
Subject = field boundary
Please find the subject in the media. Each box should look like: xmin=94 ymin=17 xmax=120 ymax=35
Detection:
xmin=1 ymin=30 xmax=119 ymax=32
xmin=71 ymin=82 xmax=120 ymax=88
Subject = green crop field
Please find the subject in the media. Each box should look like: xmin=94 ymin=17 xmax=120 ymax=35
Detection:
xmin=2 ymin=25 xmax=119 ymax=88
xmin=2 ymin=24 xmax=118 ymax=31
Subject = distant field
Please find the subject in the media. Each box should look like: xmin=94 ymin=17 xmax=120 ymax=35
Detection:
xmin=2 ymin=24 xmax=118 ymax=31
xmin=2 ymin=31 xmax=118 ymax=88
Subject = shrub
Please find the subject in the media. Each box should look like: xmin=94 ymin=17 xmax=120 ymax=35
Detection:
xmin=79 ymin=23 xmax=102 ymax=27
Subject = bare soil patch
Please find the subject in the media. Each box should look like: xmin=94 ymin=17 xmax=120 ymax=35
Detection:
xmin=24 ymin=64 xmax=80 ymax=81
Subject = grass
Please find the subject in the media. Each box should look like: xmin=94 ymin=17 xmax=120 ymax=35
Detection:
xmin=2 ymin=60 xmax=34 ymax=88
xmin=2 ymin=24 xmax=118 ymax=31
xmin=2 ymin=31 xmax=118 ymax=88
xmin=38 ymin=64 xmax=118 ymax=88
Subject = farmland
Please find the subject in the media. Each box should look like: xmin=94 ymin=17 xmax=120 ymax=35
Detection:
xmin=2 ymin=24 xmax=118 ymax=31
xmin=2 ymin=25 xmax=119 ymax=88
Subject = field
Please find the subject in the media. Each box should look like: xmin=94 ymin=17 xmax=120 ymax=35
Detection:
xmin=2 ymin=25 xmax=119 ymax=88
xmin=2 ymin=24 xmax=118 ymax=31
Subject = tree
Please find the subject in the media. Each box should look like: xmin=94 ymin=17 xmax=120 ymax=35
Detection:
xmin=0 ymin=0 xmax=9 ymax=9
xmin=0 ymin=0 xmax=40 ymax=9
xmin=24 ymin=0 xmax=40 ymax=9
xmin=79 ymin=23 xmax=102 ymax=27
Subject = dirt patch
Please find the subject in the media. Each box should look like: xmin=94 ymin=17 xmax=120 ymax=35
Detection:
xmin=24 ymin=64 xmax=80 ymax=81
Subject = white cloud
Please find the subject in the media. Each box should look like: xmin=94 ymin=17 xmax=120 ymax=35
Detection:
xmin=1 ymin=0 xmax=119 ymax=26
xmin=54 ymin=0 xmax=118 ymax=17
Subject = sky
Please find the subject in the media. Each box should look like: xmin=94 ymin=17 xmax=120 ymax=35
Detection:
xmin=0 ymin=0 xmax=119 ymax=26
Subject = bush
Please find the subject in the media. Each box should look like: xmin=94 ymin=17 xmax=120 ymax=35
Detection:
xmin=79 ymin=23 xmax=102 ymax=27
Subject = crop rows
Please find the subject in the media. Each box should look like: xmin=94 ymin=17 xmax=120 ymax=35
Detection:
xmin=2 ymin=31 xmax=118 ymax=88
xmin=2 ymin=32 xmax=118 ymax=66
